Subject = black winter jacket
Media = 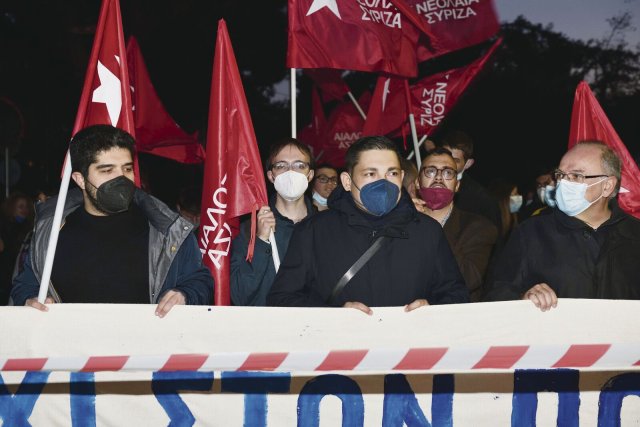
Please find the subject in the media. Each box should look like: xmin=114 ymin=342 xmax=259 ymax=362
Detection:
xmin=485 ymin=201 xmax=640 ymax=301
xmin=266 ymin=186 xmax=469 ymax=307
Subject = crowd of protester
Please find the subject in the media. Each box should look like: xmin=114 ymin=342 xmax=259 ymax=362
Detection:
xmin=2 ymin=125 xmax=639 ymax=313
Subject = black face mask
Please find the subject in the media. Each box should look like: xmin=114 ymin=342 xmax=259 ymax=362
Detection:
xmin=86 ymin=175 xmax=136 ymax=214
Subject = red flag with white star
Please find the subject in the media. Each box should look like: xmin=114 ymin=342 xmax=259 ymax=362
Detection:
xmin=298 ymin=87 xmax=327 ymax=161
xmin=126 ymin=36 xmax=205 ymax=164
xmin=199 ymin=20 xmax=269 ymax=305
xmin=70 ymin=0 xmax=140 ymax=185
xmin=568 ymin=81 xmax=640 ymax=219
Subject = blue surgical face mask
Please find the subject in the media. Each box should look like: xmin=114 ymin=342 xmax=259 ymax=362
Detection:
xmin=555 ymin=178 xmax=605 ymax=217
xmin=509 ymin=195 xmax=523 ymax=213
xmin=544 ymin=184 xmax=557 ymax=208
xmin=312 ymin=191 xmax=328 ymax=207
xmin=351 ymin=178 xmax=400 ymax=216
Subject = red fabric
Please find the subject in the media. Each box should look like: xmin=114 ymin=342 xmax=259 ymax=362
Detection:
xmin=69 ymin=0 xmax=140 ymax=185
xmin=319 ymin=91 xmax=370 ymax=167
xmin=298 ymin=87 xmax=327 ymax=161
xmin=568 ymin=81 xmax=640 ymax=219
xmin=199 ymin=20 xmax=269 ymax=306
xmin=126 ymin=37 xmax=205 ymax=164
xmin=400 ymin=0 xmax=500 ymax=61
xmin=287 ymin=0 xmax=422 ymax=77
xmin=304 ymin=69 xmax=350 ymax=102
xmin=362 ymin=75 xmax=407 ymax=137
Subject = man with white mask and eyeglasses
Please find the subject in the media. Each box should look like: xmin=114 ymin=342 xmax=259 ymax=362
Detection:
xmin=485 ymin=140 xmax=640 ymax=310
xmin=230 ymin=138 xmax=315 ymax=306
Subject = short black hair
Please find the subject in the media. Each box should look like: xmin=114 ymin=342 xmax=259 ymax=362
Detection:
xmin=421 ymin=147 xmax=454 ymax=164
xmin=344 ymin=136 xmax=401 ymax=175
xmin=176 ymin=186 xmax=202 ymax=214
xmin=438 ymin=130 xmax=474 ymax=160
xmin=70 ymin=125 xmax=135 ymax=177
xmin=266 ymin=137 xmax=314 ymax=171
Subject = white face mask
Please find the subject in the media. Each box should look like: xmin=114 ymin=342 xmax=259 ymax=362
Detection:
xmin=509 ymin=195 xmax=523 ymax=213
xmin=555 ymin=178 xmax=605 ymax=217
xmin=312 ymin=191 xmax=328 ymax=207
xmin=274 ymin=170 xmax=309 ymax=202
xmin=544 ymin=184 xmax=557 ymax=207
xmin=537 ymin=187 xmax=546 ymax=204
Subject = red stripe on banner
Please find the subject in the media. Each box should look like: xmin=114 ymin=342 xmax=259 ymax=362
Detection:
xmin=634 ymin=360 xmax=640 ymax=366
xmin=552 ymin=344 xmax=611 ymax=367
xmin=238 ymin=353 xmax=289 ymax=371
xmin=393 ymin=348 xmax=448 ymax=370
xmin=472 ymin=346 xmax=529 ymax=369
xmin=316 ymin=350 xmax=369 ymax=371
xmin=160 ymin=354 xmax=209 ymax=371
xmin=3 ymin=358 xmax=48 ymax=371
xmin=82 ymin=356 xmax=129 ymax=372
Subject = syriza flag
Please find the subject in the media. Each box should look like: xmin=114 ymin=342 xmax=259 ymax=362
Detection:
xmin=362 ymin=75 xmax=406 ymax=137
xmin=304 ymin=68 xmax=350 ymax=102
xmin=126 ymin=36 xmax=205 ymax=164
xmin=298 ymin=87 xmax=327 ymax=160
xmin=288 ymin=0 xmax=422 ymax=77
xmin=70 ymin=0 xmax=140 ymax=185
xmin=568 ymin=81 xmax=640 ymax=219
xmin=199 ymin=20 xmax=269 ymax=305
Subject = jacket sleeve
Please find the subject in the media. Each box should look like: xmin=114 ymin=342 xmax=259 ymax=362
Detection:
xmin=266 ymin=223 xmax=327 ymax=307
xmin=229 ymin=226 xmax=274 ymax=306
xmin=427 ymin=231 xmax=470 ymax=304
xmin=10 ymin=249 xmax=40 ymax=306
xmin=162 ymin=233 xmax=214 ymax=305
xmin=452 ymin=220 xmax=498 ymax=299
xmin=483 ymin=225 xmax=528 ymax=301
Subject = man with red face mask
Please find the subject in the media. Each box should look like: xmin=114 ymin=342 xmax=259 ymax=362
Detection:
xmin=414 ymin=148 xmax=498 ymax=302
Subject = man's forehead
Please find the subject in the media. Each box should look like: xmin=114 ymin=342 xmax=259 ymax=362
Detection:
xmin=273 ymin=144 xmax=310 ymax=162
xmin=317 ymin=167 xmax=337 ymax=176
xmin=560 ymin=145 xmax=599 ymax=170
xmin=93 ymin=147 xmax=133 ymax=165
xmin=424 ymin=154 xmax=456 ymax=168
xmin=355 ymin=149 xmax=400 ymax=169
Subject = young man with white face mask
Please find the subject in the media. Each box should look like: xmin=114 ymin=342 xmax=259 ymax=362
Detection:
xmin=485 ymin=141 xmax=640 ymax=310
xmin=267 ymin=136 xmax=469 ymax=313
xmin=230 ymin=138 xmax=315 ymax=306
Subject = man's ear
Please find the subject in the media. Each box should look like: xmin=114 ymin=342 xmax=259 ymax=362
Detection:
xmin=71 ymin=172 xmax=86 ymax=190
xmin=307 ymin=169 xmax=314 ymax=182
xmin=414 ymin=177 xmax=421 ymax=190
xmin=464 ymin=158 xmax=475 ymax=170
xmin=340 ymin=171 xmax=352 ymax=191
xmin=266 ymin=170 xmax=275 ymax=184
xmin=604 ymin=176 xmax=617 ymax=198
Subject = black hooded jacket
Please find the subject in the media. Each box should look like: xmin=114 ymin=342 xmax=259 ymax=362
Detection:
xmin=266 ymin=185 xmax=469 ymax=307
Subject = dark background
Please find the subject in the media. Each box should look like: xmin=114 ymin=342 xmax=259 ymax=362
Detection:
xmin=1 ymin=0 xmax=639 ymax=206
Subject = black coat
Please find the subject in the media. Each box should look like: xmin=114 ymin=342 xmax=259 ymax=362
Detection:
xmin=266 ymin=186 xmax=469 ymax=307
xmin=485 ymin=201 xmax=640 ymax=300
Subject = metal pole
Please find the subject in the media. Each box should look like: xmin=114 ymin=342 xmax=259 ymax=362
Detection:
xmin=407 ymin=135 xmax=427 ymax=160
xmin=408 ymin=113 xmax=421 ymax=170
xmin=290 ymin=68 xmax=297 ymax=138
xmin=346 ymin=91 xmax=367 ymax=120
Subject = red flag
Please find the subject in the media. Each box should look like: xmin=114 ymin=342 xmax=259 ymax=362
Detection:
xmin=70 ymin=0 xmax=140 ymax=185
xmin=568 ymin=81 xmax=640 ymax=219
xmin=287 ymin=0 xmax=422 ymax=77
xmin=126 ymin=36 xmax=205 ymax=164
xmin=298 ymin=87 xmax=327 ymax=161
xmin=362 ymin=75 xmax=407 ymax=137
xmin=320 ymin=91 xmax=371 ymax=167
xmin=304 ymin=69 xmax=350 ymax=102
xmin=199 ymin=20 xmax=269 ymax=306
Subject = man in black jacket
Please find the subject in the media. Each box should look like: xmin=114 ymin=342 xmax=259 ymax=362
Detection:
xmin=485 ymin=141 xmax=640 ymax=311
xmin=267 ymin=136 xmax=469 ymax=314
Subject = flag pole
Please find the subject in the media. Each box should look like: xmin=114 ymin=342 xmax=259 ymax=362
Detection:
xmin=346 ymin=91 xmax=367 ymax=120
xmin=407 ymin=135 xmax=427 ymax=160
xmin=38 ymin=152 xmax=72 ymax=303
xmin=290 ymin=68 xmax=297 ymax=138
xmin=403 ymin=80 xmax=421 ymax=169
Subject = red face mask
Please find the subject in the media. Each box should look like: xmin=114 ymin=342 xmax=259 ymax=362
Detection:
xmin=419 ymin=187 xmax=454 ymax=210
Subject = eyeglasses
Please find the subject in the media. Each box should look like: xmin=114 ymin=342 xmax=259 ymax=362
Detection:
xmin=271 ymin=161 xmax=310 ymax=173
xmin=316 ymin=175 xmax=338 ymax=185
xmin=553 ymin=169 xmax=608 ymax=184
xmin=420 ymin=166 xmax=457 ymax=180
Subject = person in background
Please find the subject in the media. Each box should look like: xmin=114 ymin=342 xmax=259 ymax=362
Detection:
xmin=401 ymin=158 xmax=419 ymax=199
xmin=10 ymin=125 xmax=213 ymax=316
xmin=488 ymin=179 xmax=521 ymax=244
xmin=414 ymin=148 xmax=498 ymax=301
xmin=230 ymin=137 xmax=315 ymax=306
xmin=310 ymin=164 xmax=338 ymax=212
xmin=267 ymin=136 xmax=469 ymax=312
xmin=0 ymin=192 xmax=35 ymax=305
xmin=439 ymin=130 xmax=502 ymax=231
xmin=176 ymin=186 xmax=202 ymax=234
xmin=485 ymin=141 xmax=640 ymax=310
xmin=519 ymin=167 xmax=556 ymax=221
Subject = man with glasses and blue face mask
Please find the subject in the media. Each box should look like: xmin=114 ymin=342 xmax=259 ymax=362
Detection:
xmin=230 ymin=138 xmax=315 ymax=306
xmin=485 ymin=140 xmax=640 ymax=310
xmin=267 ymin=136 xmax=469 ymax=314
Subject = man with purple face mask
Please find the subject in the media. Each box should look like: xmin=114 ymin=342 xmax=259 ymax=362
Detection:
xmin=267 ymin=136 xmax=469 ymax=313
xmin=414 ymin=148 xmax=498 ymax=302
xmin=485 ymin=141 xmax=640 ymax=311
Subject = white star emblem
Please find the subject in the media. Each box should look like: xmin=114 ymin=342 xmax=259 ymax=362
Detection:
xmin=381 ymin=78 xmax=391 ymax=111
xmin=619 ymin=185 xmax=630 ymax=194
xmin=92 ymin=58 xmax=122 ymax=126
xmin=307 ymin=0 xmax=341 ymax=19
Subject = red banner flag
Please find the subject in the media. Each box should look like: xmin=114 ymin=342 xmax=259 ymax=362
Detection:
xmin=362 ymin=75 xmax=407 ymax=137
xmin=287 ymin=0 xmax=422 ymax=77
xmin=199 ymin=20 xmax=269 ymax=306
xmin=304 ymin=69 xmax=350 ymax=102
xmin=70 ymin=0 xmax=140 ymax=185
xmin=298 ymin=87 xmax=327 ymax=161
xmin=126 ymin=37 xmax=205 ymax=164
xmin=568 ymin=81 xmax=640 ymax=219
